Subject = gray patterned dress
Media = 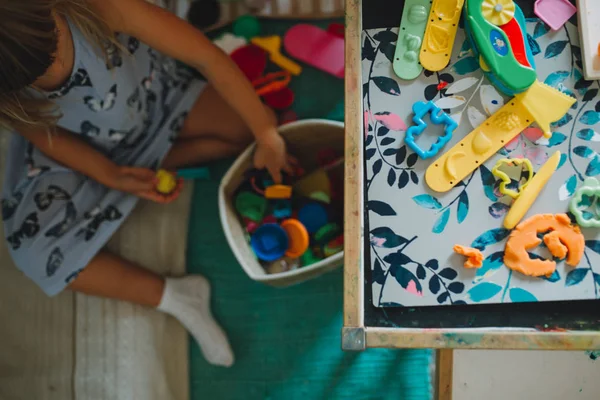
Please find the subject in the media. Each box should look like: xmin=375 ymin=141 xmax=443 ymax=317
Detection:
xmin=2 ymin=19 xmax=206 ymax=295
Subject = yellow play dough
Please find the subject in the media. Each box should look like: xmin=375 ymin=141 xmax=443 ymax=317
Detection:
xmin=156 ymin=169 xmax=177 ymax=194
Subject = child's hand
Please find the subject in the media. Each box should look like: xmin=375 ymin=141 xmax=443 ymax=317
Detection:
xmin=111 ymin=166 xmax=183 ymax=204
xmin=253 ymin=130 xmax=293 ymax=183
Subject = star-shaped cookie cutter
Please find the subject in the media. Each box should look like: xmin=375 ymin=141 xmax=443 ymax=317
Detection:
xmin=569 ymin=177 xmax=600 ymax=228
xmin=491 ymin=157 xmax=534 ymax=199
xmin=405 ymin=101 xmax=458 ymax=159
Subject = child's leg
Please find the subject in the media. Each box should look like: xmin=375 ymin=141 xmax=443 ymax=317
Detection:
xmin=69 ymin=251 xmax=234 ymax=366
xmin=69 ymin=251 xmax=165 ymax=306
xmin=162 ymin=84 xmax=276 ymax=169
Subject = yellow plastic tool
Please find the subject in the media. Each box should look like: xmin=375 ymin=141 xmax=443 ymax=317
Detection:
xmin=420 ymin=0 xmax=465 ymax=71
xmin=265 ymin=184 xmax=292 ymax=199
xmin=513 ymin=79 xmax=576 ymax=137
xmin=425 ymin=80 xmax=575 ymax=192
xmin=491 ymin=158 xmax=534 ymax=199
xmin=503 ymin=151 xmax=561 ymax=229
xmin=251 ymin=36 xmax=302 ymax=76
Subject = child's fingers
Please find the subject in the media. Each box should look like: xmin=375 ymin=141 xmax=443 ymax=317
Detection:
xmin=253 ymin=152 xmax=265 ymax=169
xmin=282 ymin=161 xmax=294 ymax=176
xmin=267 ymin=164 xmax=282 ymax=184
xmin=164 ymin=179 xmax=184 ymax=203
xmin=138 ymin=178 xmax=183 ymax=204
xmin=138 ymin=190 xmax=170 ymax=203
xmin=286 ymin=154 xmax=299 ymax=166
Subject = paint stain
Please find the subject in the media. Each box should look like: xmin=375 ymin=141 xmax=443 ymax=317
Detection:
xmin=535 ymin=325 xmax=567 ymax=332
xmin=373 ymin=112 xmax=407 ymax=131
xmin=442 ymin=333 xmax=484 ymax=346
xmin=407 ymin=279 xmax=423 ymax=296
xmin=585 ymin=350 xmax=600 ymax=361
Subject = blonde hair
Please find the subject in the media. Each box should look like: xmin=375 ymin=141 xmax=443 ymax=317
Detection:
xmin=0 ymin=0 xmax=119 ymax=131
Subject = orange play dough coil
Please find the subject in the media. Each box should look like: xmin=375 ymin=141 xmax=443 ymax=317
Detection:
xmin=453 ymin=245 xmax=483 ymax=268
xmin=281 ymin=219 xmax=309 ymax=258
xmin=504 ymin=214 xmax=585 ymax=277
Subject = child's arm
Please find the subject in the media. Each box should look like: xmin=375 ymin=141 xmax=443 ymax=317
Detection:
xmin=92 ymin=0 xmax=291 ymax=182
xmin=21 ymin=127 xmax=118 ymax=185
xmin=20 ymin=127 xmax=178 ymax=203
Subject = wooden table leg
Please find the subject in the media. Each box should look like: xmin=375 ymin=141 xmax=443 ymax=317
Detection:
xmin=436 ymin=349 xmax=453 ymax=400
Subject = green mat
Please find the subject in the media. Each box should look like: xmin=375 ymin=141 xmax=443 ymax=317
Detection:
xmin=187 ymin=163 xmax=432 ymax=400
xmin=186 ymin=19 xmax=432 ymax=400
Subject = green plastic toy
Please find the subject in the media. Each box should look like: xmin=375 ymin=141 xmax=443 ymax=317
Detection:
xmin=393 ymin=0 xmax=431 ymax=80
xmin=569 ymin=177 xmax=600 ymax=228
xmin=233 ymin=15 xmax=261 ymax=40
xmin=314 ymin=222 xmax=341 ymax=245
xmin=176 ymin=167 xmax=210 ymax=180
xmin=300 ymin=248 xmax=322 ymax=266
xmin=464 ymin=0 xmax=537 ymax=94
xmin=235 ymin=191 xmax=267 ymax=222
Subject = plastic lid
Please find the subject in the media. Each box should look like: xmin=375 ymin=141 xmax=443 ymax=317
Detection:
xmin=281 ymin=219 xmax=309 ymax=258
xmin=300 ymin=248 xmax=322 ymax=266
xmin=273 ymin=199 xmax=292 ymax=219
xmin=235 ymin=191 xmax=267 ymax=222
xmin=298 ymin=202 xmax=329 ymax=233
xmin=314 ymin=222 xmax=341 ymax=245
xmin=265 ymin=184 xmax=292 ymax=199
xmin=324 ymin=234 xmax=344 ymax=257
xmin=308 ymin=191 xmax=331 ymax=204
xmin=250 ymin=223 xmax=288 ymax=261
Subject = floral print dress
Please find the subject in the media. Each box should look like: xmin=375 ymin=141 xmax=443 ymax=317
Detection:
xmin=1 ymin=18 xmax=206 ymax=295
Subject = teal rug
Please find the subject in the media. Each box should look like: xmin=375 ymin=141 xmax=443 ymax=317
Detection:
xmin=187 ymin=163 xmax=433 ymax=400
xmin=186 ymin=19 xmax=432 ymax=400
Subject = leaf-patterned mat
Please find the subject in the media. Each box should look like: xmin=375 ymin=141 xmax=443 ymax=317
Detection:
xmin=363 ymin=20 xmax=600 ymax=307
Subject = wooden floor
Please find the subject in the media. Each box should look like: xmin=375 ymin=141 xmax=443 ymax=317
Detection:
xmin=0 ymin=127 xmax=192 ymax=400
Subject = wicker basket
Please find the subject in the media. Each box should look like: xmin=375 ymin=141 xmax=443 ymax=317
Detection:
xmin=219 ymin=119 xmax=344 ymax=286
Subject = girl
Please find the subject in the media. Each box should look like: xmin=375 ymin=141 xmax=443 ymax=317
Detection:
xmin=1 ymin=0 xmax=291 ymax=367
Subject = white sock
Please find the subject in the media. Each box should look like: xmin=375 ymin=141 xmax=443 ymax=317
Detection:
xmin=157 ymin=276 xmax=234 ymax=367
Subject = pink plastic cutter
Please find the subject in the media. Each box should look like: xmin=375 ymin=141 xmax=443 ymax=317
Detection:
xmin=534 ymin=0 xmax=577 ymax=31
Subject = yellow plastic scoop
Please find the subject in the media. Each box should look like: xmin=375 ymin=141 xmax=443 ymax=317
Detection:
xmin=251 ymin=36 xmax=302 ymax=76
xmin=514 ymin=80 xmax=577 ymax=137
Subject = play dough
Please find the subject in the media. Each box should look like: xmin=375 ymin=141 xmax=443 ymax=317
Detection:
xmin=453 ymin=245 xmax=483 ymax=268
xmin=156 ymin=169 xmax=177 ymax=194
xmin=503 ymin=214 xmax=585 ymax=277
